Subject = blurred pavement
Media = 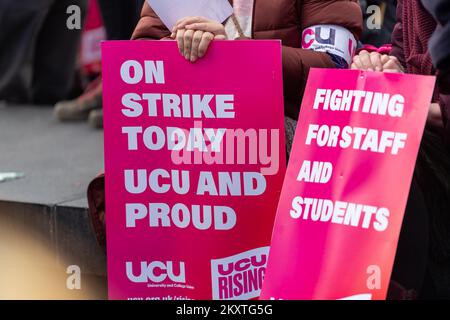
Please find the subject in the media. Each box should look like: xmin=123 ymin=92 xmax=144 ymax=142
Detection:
xmin=0 ymin=104 xmax=107 ymax=299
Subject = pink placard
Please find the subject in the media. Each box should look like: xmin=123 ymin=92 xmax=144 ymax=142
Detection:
xmin=101 ymin=40 xmax=286 ymax=300
xmin=80 ymin=0 xmax=105 ymax=75
xmin=260 ymin=69 xmax=436 ymax=300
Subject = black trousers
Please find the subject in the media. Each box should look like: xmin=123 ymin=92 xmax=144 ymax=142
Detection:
xmin=390 ymin=128 xmax=450 ymax=298
xmin=0 ymin=0 xmax=87 ymax=105
xmin=390 ymin=178 xmax=430 ymax=297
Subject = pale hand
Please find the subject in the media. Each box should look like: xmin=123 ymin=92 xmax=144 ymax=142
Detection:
xmin=351 ymin=50 xmax=404 ymax=73
xmin=171 ymin=16 xmax=227 ymax=63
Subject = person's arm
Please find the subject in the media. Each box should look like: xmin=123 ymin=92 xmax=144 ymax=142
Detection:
xmin=301 ymin=0 xmax=363 ymax=36
xmin=282 ymin=0 xmax=363 ymax=119
xmin=133 ymin=3 xmax=226 ymax=62
xmin=131 ymin=2 xmax=171 ymax=40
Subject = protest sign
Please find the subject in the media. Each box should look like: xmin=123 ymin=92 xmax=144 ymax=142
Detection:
xmin=102 ymin=40 xmax=285 ymax=300
xmin=146 ymin=0 xmax=233 ymax=30
xmin=260 ymin=69 xmax=435 ymax=300
xmin=80 ymin=0 xmax=105 ymax=75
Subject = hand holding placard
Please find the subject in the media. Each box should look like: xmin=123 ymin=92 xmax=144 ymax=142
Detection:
xmin=146 ymin=0 xmax=233 ymax=30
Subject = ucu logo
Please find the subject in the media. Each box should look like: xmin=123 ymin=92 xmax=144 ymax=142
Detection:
xmin=302 ymin=27 xmax=336 ymax=49
xmin=126 ymin=261 xmax=186 ymax=283
xmin=301 ymin=25 xmax=357 ymax=63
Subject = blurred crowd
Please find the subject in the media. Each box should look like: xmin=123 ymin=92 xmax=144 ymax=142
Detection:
xmin=1 ymin=0 xmax=450 ymax=300
xmin=0 ymin=0 xmax=144 ymax=127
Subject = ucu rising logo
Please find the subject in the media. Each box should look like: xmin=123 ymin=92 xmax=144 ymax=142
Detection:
xmin=302 ymin=26 xmax=336 ymax=49
xmin=126 ymin=261 xmax=186 ymax=284
xmin=211 ymin=247 xmax=270 ymax=300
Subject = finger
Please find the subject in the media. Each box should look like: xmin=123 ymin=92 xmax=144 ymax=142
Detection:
xmin=175 ymin=17 xmax=208 ymax=30
xmin=383 ymin=69 xmax=401 ymax=73
xmin=172 ymin=18 xmax=192 ymax=35
xmin=380 ymin=54 xmax=390 ymax=65
xmin=369 ymin=52 xmax=383 ymax=71
xmin=359 ymin=52 xmax=374 ymax=71
xmin=351 ymin=56 xmax=363 ymax=70
xmin=173 ymin=17 xmax=195 ymax=30
xmin=185 ymin=23 xmax=218 ymax=33
xmin=176 ymin=29 xmax=185 ymax=56
xmin=351 ymin=62 xmax=359 ymax=70
xmin=383 ymin=60 xmax=396 ymax=69
xmin=383 ymin=60 xmax=403 ymax=73
xmin=389 ymin=56 xmax=400 ymax=64
xmin=383 ymin=57 xmax=403 ymax=73
xmin=353 ymin=50 xmax=371 ymax=70
xmin=183 ymin=29 xmax=195 ymax=60
xmin=214 ymin=34 xmax=226 ymax=40
xmin=190 ymin=30 xmax=204 ymax=62
xmin=391 ymin=56 xmax=404 ymax=72
xmin=198 ymin=32 xmax=214 ymax=58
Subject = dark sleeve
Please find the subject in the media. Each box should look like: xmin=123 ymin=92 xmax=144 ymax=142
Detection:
xmin=282 ymin=47 xmax=336 ymax=119
xmin=421 ymin=0 xmax=450 ymax=25
xmin=421 ymin=0 xmax=450 ymax=92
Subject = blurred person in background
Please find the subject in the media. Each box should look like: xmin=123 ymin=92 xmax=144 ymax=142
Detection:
xmin=360 ymin=0 xmax=397 ymax=47
xmin=0 ymin=0 xmax=87 ymax=105
xmin=54 ymin=0 xmax=145 ymax=129
xmin=422 ymin=0 xmax=450 ymax=96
